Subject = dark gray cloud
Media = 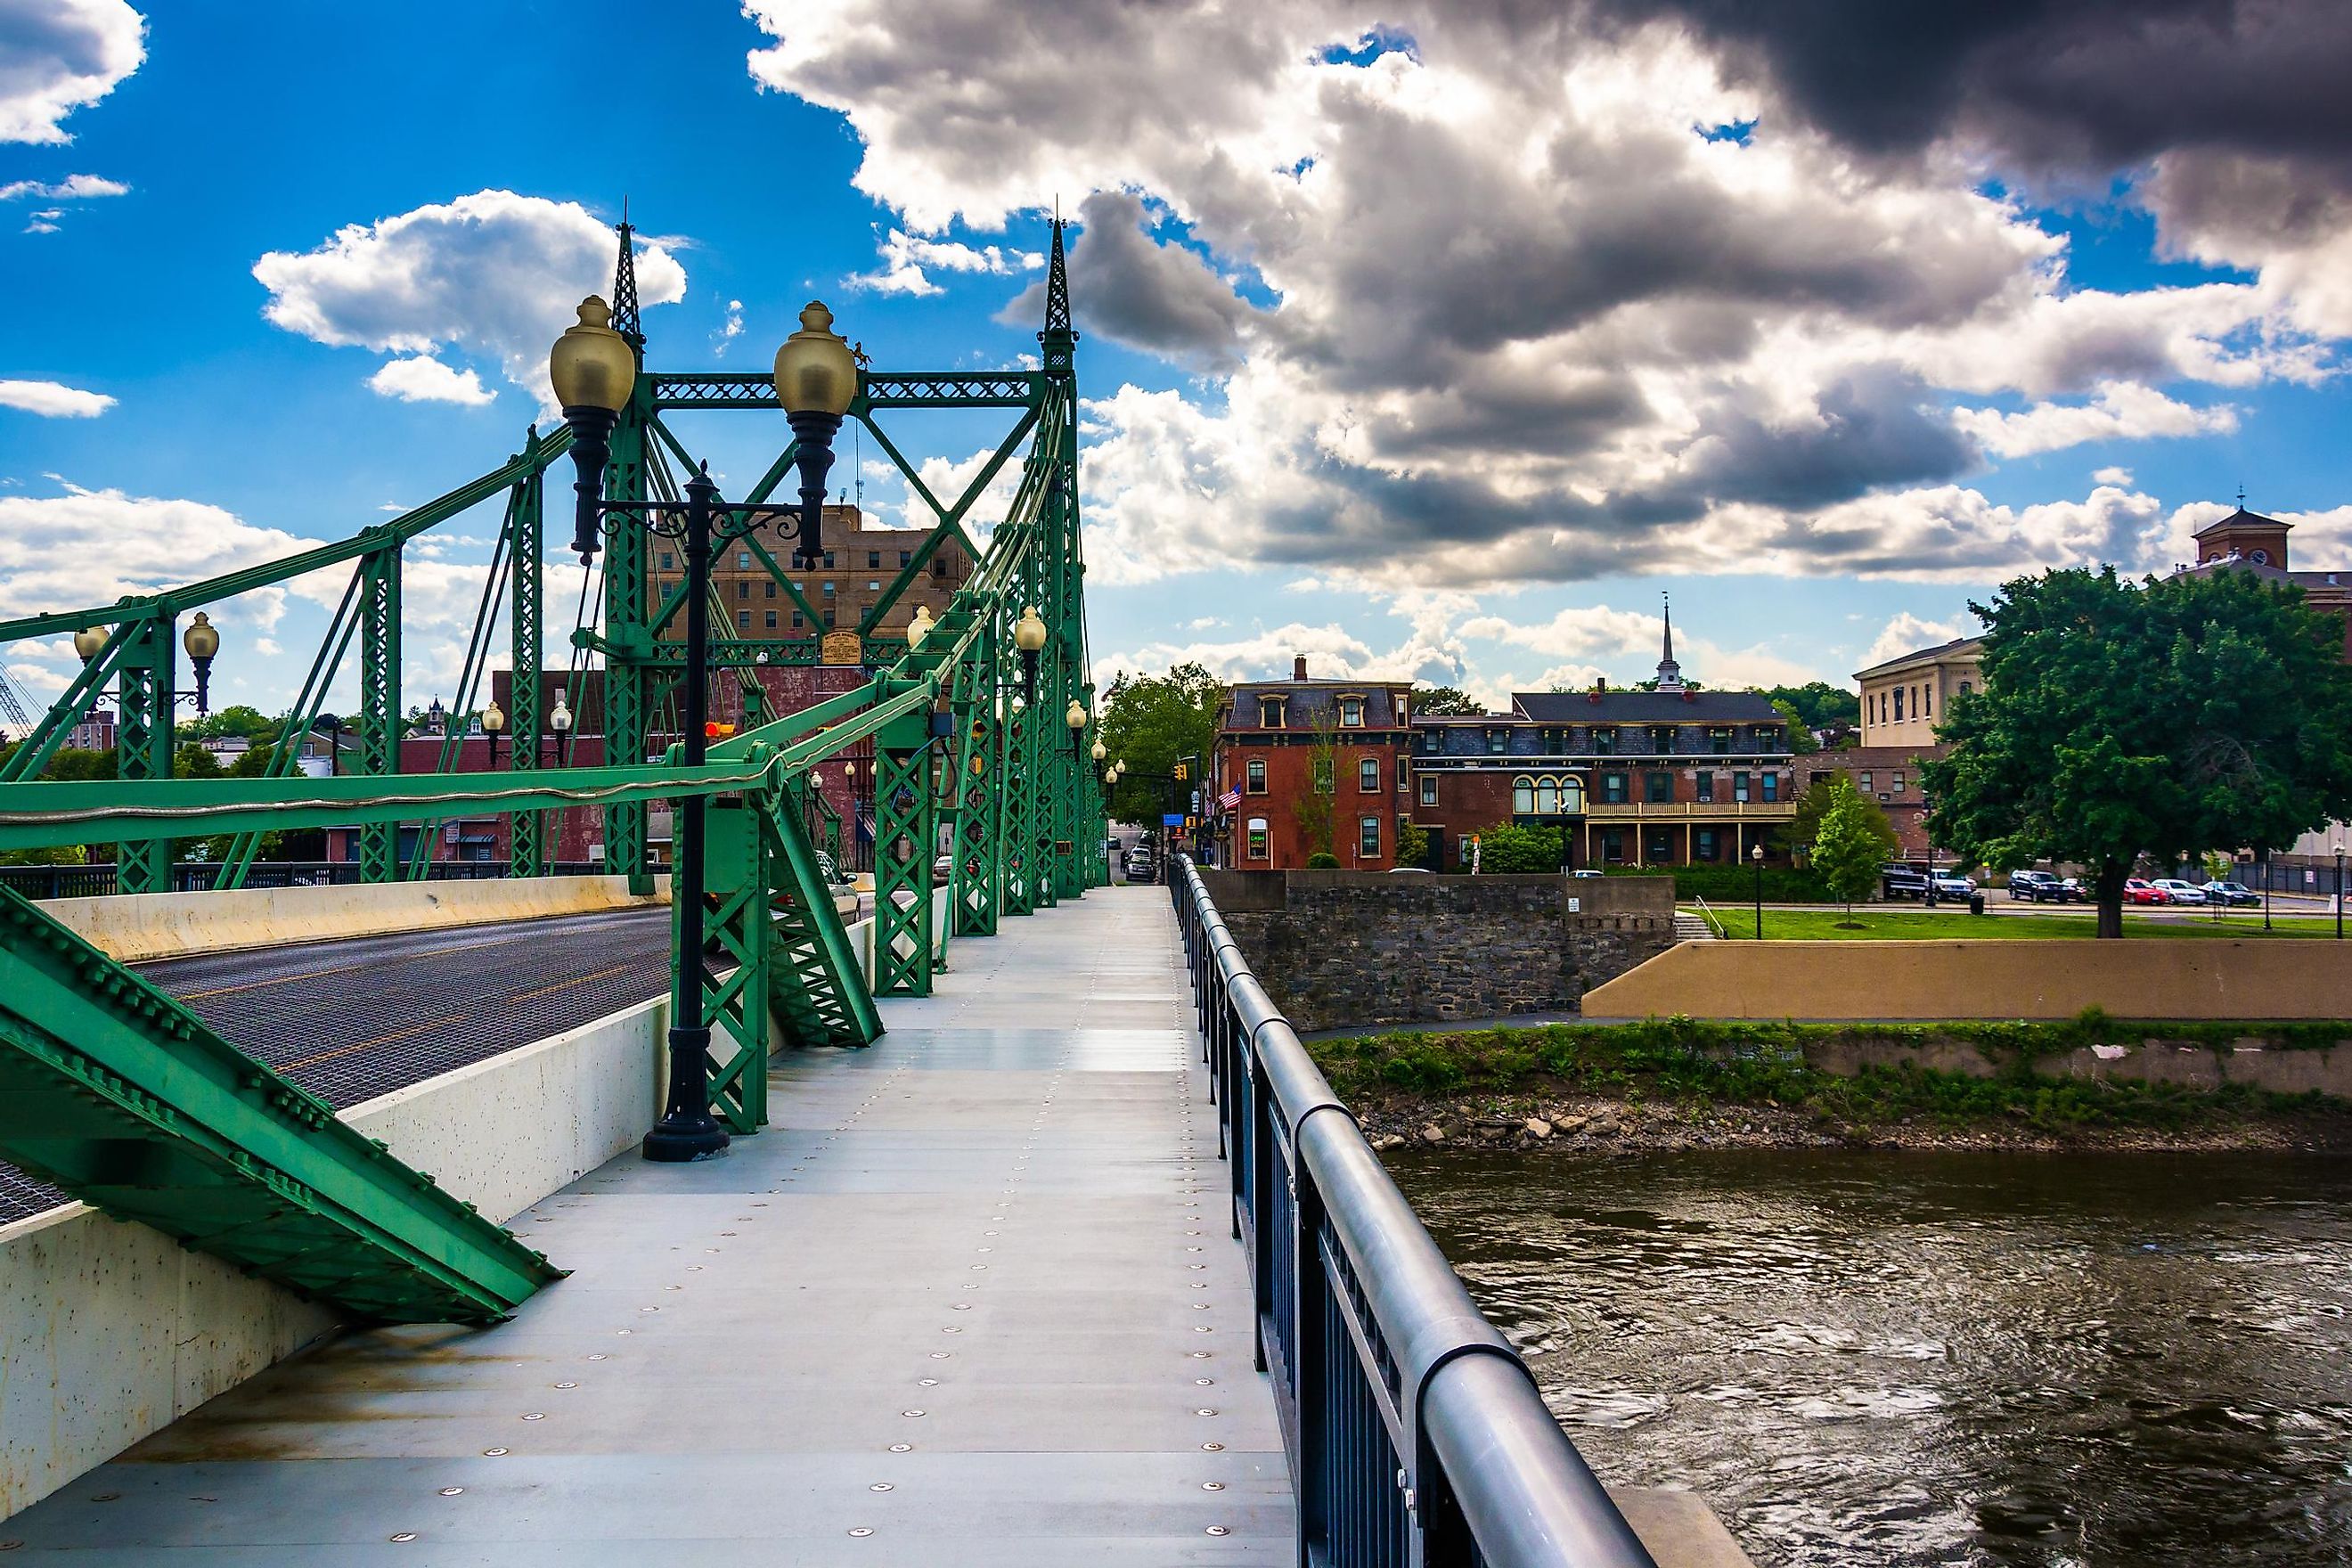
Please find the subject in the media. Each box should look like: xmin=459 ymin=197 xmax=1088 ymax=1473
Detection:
xmin=1601 ymin=0 xmax=2352 ymax=183
xmin=1004 ymin=191 xmax=1260 ymax=370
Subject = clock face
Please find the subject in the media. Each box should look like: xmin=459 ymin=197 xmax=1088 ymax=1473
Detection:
xmin=2250 ymin=549 xmax=2270 ymax=565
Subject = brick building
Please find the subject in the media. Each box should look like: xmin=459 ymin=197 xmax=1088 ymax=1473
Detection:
xmin=1801 ymin=634 xmax=1983 ymax=861
xmin=651 ymin=503 xmax=974 ymax=643
xmin=1209 ymin=657 xmax=1413 ymax=870
xmin=1408 ymin=624 xmax=1795 ymax=870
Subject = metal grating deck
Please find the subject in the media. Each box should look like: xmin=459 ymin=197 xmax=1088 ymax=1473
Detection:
xmin=0 ymin=908 xmax=672 ymax=1227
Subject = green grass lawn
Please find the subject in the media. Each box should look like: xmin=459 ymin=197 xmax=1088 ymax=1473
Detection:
xmin=1701 ymin=907 xmax=2327 ymax=940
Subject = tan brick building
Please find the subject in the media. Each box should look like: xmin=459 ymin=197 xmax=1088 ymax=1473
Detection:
xmin=649 ymin=503 xmax=974 ymax=642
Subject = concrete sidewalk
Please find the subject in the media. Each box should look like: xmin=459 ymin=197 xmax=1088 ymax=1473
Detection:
xmin=1 ymin=886 xmax=1291 ymax=1563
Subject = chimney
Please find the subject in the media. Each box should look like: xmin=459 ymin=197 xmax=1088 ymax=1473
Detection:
xmin=1293 ymin=655 xmax=1309 ymax=681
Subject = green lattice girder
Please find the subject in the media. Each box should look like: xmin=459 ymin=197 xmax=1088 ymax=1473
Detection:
xmin=870 ymin=710 xmax=938 ymax=998
xmin=0 ymin=885 xmax=559 ymax=1323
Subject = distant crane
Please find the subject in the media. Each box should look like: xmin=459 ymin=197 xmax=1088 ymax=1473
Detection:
xmin=0 ymin=666 xmax=34 ymax=745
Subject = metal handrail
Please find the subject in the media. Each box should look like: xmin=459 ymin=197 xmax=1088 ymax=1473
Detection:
xmin=1169 ymin=854 xmax=1656 ymax=1567
xmin=1689 ymin=895 xmax=1727 ymax=939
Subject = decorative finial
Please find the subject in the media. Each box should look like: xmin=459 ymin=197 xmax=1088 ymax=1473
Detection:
xmin=1041 ymin=206 xmax=1074 ymax=344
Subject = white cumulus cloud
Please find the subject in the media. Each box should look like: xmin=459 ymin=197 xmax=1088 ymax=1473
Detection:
xmin=1951 ymin=382 xmax=2239 ymax=458
xmin=367 ymin=355 xmax=494 ymax=406
xmin=0 ymin=377 xmax=111 ymax=416
xmin=0 ymin=170 xmax=125 ymax=199
xmin=0 ymin=0 xmax=143 ymax=144
xmin=252 ymin=190 xmax=685 ymax=409
xmin=849 ymin=228 xmax=1042 ymax=297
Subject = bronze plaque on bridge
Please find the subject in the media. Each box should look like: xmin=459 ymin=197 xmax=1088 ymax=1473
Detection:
xmin=819 ymin=630 xmax=863 ymax=665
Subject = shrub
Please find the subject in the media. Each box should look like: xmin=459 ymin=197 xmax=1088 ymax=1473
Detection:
xmin=1306 ymin=852 xmax=1342 ymax=869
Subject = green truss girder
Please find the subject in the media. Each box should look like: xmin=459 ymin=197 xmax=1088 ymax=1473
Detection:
xmin=870 ymin=709 xmax=938 ymax=998
xmin=764 ymin=797 xmax=882 ymax=1047
xmin=0 ymin=885 xmax=559 ymax=1323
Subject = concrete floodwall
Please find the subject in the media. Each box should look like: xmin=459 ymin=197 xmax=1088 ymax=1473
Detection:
xmin=1583 ymin=937 xmax=2352 ymax=1022
xmin=0 ymin=992 xmax=666 ymax=1520
xmin=43 ymin=874 xmax=669 ymax=963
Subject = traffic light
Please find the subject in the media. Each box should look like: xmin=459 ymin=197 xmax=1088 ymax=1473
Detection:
xmin=1173 ymin=762 xmax=1188 ymax=782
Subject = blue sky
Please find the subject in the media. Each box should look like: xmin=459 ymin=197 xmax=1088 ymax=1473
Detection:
xmin=3 ymin=1 xmax=2348 ymax=719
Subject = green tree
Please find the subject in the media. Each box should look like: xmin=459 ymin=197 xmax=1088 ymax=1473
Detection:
xmin=1923 ymin=567 xmax=2352 ymax=937
xmin=1767 ymin=698 xmax=1820 ymax=754
xmin=1292 ymin=714 xmax=1338 ymax=860
xmin=1410 ymin=685 xmax=1485 ymax=715
xmin=1397 ymin=820 xmax=1431 ymax=869
xmin=1472 ymin=821 xmax=1564 ymax=873
xmin=177 ymin=704 xmax=278 ymax=742
xmin=1098 ymin=663 xmax=1223 ymax=824
xmin=1810 ymin=778 xmax=1896 ymax=924
xmin=1751 ymin=682 xmax=1861 ymax=739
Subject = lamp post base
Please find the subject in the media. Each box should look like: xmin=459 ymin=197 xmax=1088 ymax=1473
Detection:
xmin=642 ymin=1113 xmax=730 ymax=1163
xmin=642 ymin=1025 xmax=731 ymax=1162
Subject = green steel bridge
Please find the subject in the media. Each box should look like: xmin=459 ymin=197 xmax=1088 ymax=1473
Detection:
xmin=0 ymin=222 xmax=1702 ymax=1565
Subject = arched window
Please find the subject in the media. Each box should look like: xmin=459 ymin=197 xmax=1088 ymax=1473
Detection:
xmin=1561 ymin=776 xmax=1586 ymax=814
xmin=1512 ymin=775 xmax=1535 ymax=814
xmin=1534 ymin=777 xmax=1559 ymax=815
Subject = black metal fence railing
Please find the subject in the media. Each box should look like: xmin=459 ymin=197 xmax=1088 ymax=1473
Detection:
xmin=0 ymin=861 xmax=613 ymax=900
xmin=1170 ymin=854 xmax=1657 ymax=1567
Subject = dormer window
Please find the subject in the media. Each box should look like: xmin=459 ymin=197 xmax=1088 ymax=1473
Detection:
xmin=1593 ymin=726 xmax=1616 ymax=754
xmin=1709 ymin=726 xmax=1733 ymax=754
xmin=1260 ymin=696 xmax=1286 ymax=729
xmin=1338 ymin=696 xmax=1365 ymax=728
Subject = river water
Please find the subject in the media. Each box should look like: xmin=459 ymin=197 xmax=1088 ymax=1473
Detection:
xmin=1387 ymin=1151 xmax=2352 ymax=1567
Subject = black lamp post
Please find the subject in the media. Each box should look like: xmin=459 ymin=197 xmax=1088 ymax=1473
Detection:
xmin=1752 ymin=840 xmax=1765 ymax=940
xmin=480 ymin=698 xmax=506 ymax=769
xmin=774 ymin=302 xmax=859 ymax=567
xmin=1066 ymin=697 xmax=1088 ymax=756
xmin=551 ymin=293 xmax=849 ymax=1164
xmin=551 ymin=298 xmax=635 ymax=561
xmin=1014 ymin=606 xmax=1047 ymax=702
xmin=548 ymin=691 xmax=574 ymax=766
xmin=2336 ymin=841 xmax=2344 ymax=941
xmin=183 ymin=612 xmax=219 ymax=715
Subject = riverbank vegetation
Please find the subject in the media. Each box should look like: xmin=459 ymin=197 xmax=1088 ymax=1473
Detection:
xmin=1311 ymin=1014 xmax=2351 ymax=1152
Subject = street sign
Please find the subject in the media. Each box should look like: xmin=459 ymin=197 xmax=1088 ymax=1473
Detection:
xmin=1162 ymin=813 xmax=1183 ymax=828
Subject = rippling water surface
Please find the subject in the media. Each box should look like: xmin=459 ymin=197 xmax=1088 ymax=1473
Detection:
xmin=1387 ymin=1151 xmax=2352 ymax=1567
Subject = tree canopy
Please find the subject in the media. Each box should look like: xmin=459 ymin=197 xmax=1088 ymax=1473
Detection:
xmin=1752 ymin=682 xmax=1861 ymax=737
xmin=1097 ymin=662 xmax=1223 ymax=825
xmin=1411 ymin=684 xmax=1486 ymax=715
xmin=1922 ymin=566 xmax=2352 ymax=936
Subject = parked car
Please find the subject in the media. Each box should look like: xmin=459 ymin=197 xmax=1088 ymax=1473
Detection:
xmin=1929 ymin=871 xmax=1976 ymax=900
xmin=2151 ymin=878 xmax=2207 ymax=904
xmin=2123 ymin=878 xmax=2168 ymax=904
xmin=1570 ymin=868 xmax=1605 ymax=879
xmin=1126 ymin=850 xmax=1155 ymax=883
xmin=2006 ymin=869 xmax=2064 ymax=902
xmin=933 ymin=853 xmax=955 ymax=883
xmin=2055 ymin=878 xmax=2088 ymax=902
xmin=1880 ymin=863 xmax=1929 ymax=901
xmin=2202 ymin=878 xmax=2260 ymax=906
xmin=1386 ymin=865 xmax=1432 ymax=874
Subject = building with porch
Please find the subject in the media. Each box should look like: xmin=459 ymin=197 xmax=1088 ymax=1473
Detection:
xmin=1405 ymin=614 xmax=1796 ymax=869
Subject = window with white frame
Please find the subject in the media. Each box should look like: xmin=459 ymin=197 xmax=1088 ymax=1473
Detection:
xmin=1358 ymin=755 xmax=1380 ymax=792
xmin=1419 ymin=773 xmax=1438 ymax=806
xmin=1359 ymin=815 xmax=1380 ymax=858
xmin=1246 ymin=818 xmax=1269 ymax=859
xmin=1246 ymin=758 xmax=1267 ymax=794
xmin=1339 ymin=697 xmax=1365 ymax=727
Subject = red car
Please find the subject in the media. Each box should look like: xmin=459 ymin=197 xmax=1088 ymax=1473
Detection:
xmin=2123 ymin=878 xmax=2168 ymax=904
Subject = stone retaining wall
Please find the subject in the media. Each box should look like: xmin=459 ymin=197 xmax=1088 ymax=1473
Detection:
xmin=1199 ymin=869 xmax=1676 ymax=1032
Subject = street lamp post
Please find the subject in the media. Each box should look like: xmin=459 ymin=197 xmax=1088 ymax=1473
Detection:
xmin=553 ymin=292 xmax=853 ymax=1163
xmin=1752 ymin=841 xmax=1765 ymax=940
xmin=775 ymin=303 xmax=859 ymax=566
xmin=480 ymin=698 xmax=505 ymax=770
xmin=2336 ymin=842 xmax=2344 ymax=941
xmin=183 ymin=612 xmax=219 ymax=715
xmin=1014 ymin=607 xmax=1048 ymax=702
xmin=548 ymin=691 xmax=574 ymax=766
xmin=1066 ymin=698 xmax=1087 ymax=755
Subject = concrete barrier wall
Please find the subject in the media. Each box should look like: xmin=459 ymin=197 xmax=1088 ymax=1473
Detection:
xmin=1785 ymin=1029 xmax=2352 ymax=1096
xmin=45 ymin=874 xmax=670 ymax=963
xmin=1583 ymin=937 xmax=2352 ymax=1022
xmin=0 ymin=992 xmax=666 ymax=1520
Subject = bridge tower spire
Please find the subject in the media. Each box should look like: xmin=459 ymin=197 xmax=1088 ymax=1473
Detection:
xmin=610 ymin=200 xmax=643 ymax=349
xmin=1038 ymin=207 xmax=1075 ymax=363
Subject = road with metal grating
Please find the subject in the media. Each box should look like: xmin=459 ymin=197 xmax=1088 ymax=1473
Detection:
xmin=0 ymin=907 xmax=673 ymax=1227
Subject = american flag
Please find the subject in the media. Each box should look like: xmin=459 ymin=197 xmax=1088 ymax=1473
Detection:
xmin=1217 ymin=788 xmax=1241 ymax=812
